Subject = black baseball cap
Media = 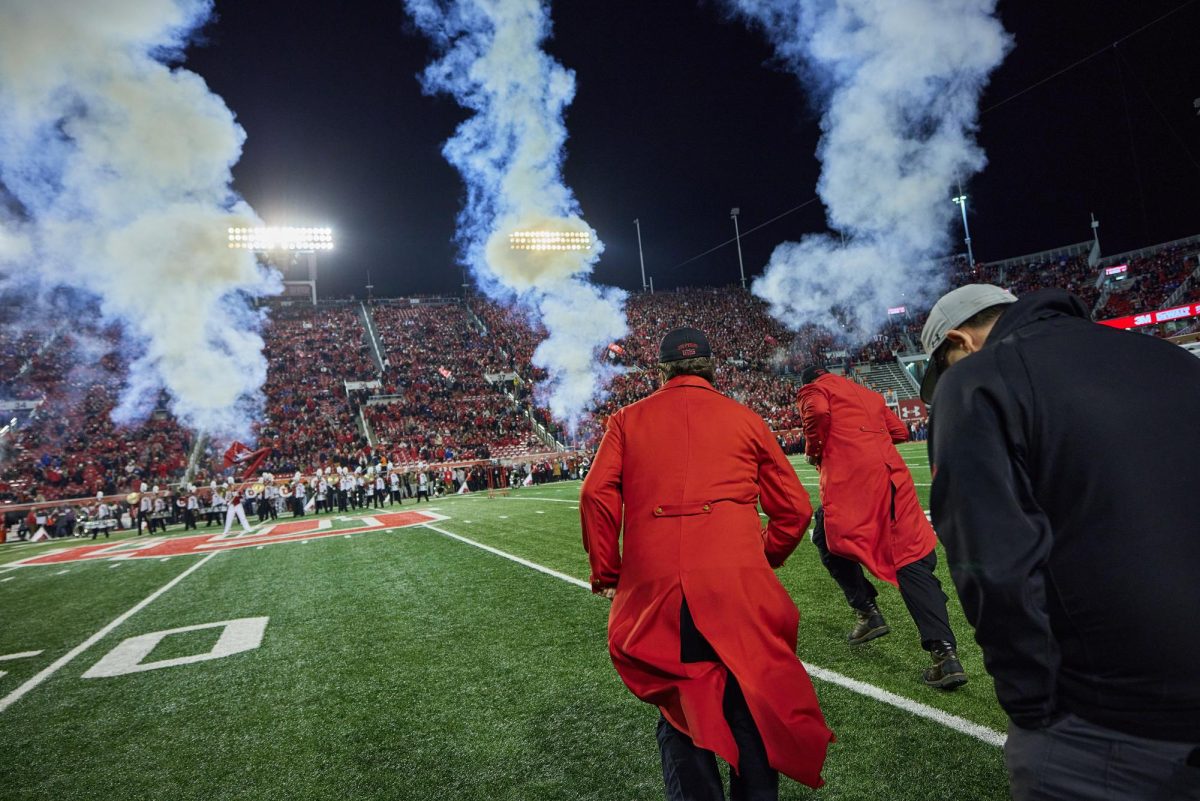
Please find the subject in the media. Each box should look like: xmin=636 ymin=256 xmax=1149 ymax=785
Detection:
xmin=800 ymin=365 xmax=829 ymax=385
xmin=658 ymin=327 xmax=712 ymax=363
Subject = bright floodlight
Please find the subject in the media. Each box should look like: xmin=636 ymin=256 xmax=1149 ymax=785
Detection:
xmin=227 ymin=226 xmax=335 ymax=251
xmin=508 ymin=230 xmax=592 ymax=252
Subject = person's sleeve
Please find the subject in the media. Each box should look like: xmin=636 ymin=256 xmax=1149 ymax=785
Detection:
xmin=756 ymin=419 xmax=814 ymax=568
xmin=580 ymin=412 xmax=624 ymax=592
xmin=931 ymin=375 xmax=1060 ymax=729
xmin=883 ymin=405 xmax=909 ymax=444
xmin=798 ymin=386 xmax=830 ymax=459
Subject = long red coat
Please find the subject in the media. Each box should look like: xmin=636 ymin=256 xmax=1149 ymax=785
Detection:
xmin=798 ymin=373 xmax=935 ymax=585
xmin=581 ymin=375 xmax=832 ymax=788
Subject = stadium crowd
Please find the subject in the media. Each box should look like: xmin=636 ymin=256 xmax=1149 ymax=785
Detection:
xmin=2 ymin=236 xmax=1196 ymax=508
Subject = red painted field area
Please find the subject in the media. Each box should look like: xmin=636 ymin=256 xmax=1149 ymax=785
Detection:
xmin=9 ymin=511 xmax=445 ymax=566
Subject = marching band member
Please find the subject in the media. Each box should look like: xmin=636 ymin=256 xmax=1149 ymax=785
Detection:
xmin=222 ymin=484 xmax=253 ymax=535
xmin=137 ymin=483 xmax=151 ymax=535
xmin=388 ymin=469 xmax=402 ymax=506
xmin=184 ymin=485 xmax=199 ymax=530
xmin=373 ymin=472 xmax=386 ymax=509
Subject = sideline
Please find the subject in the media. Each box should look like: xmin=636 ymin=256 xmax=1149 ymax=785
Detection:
xmin=0 ymin=551 xmax=219 ymax=713
xmin=421 ymin=523 xmax=1005 ymax=749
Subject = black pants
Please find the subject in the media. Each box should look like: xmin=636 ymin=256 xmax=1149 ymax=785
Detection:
xmin=657 ymin=597 xmax=778 ymax=801
xmin=811 ymin=507 xmax=955 ymax=650
xmin=657 ymin=677 xmax=777 ymax=801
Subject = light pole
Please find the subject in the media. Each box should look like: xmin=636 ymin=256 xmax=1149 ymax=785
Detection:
xmin=731 ymin=207 xmax=746 ymax=290
xmin=228 ymin=225 xmax=333 ymax=304
xmin=634 ymin=218 xmax=647 ymax=292
xmin=951 ymin=189 xmax=975 ymax=269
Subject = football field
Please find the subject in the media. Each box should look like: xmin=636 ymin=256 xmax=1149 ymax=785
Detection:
xmin=0 ymin=444 xmax=1009 ymax=800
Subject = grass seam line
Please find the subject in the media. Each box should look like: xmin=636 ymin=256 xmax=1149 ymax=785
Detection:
xmin=422 ymin=522 xmax=1005 ymax=749
xmin=0 ymin=551 xmax=219 ymax=714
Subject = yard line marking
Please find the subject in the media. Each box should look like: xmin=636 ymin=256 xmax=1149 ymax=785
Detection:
xmin=0 ymin=651 xmax=43 ymax=661
xmin=424 ymin=523 xmax=1004 ymax=748
xmin=109 ymin=564 xmax=121 ymax=569
xmin=495 ymin=496 xmax=581 ymax=505
xmin=0 ymin=551 xmax=219 ymax=714
xmin=1 ymin=577 xmax=12 ymax=582
xmin=422 ymin=524 xmax=590 ymax=590
xmin=54 ymin=570 xmax=70 ymax=576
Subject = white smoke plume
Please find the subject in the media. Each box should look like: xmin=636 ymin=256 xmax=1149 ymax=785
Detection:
xmin=406 ymin=0 xmax=628 ymax=432
xmin=0 ymin=0 xmax=278 ymax=440
xmin=726 ymin=0 xmax=1011 ymax=340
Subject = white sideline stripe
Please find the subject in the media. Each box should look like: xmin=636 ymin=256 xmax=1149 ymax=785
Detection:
xmin=0 ymin=551 xmax=219 ymax=714
xmin=421 ymin=524 xmax=590 ymax=590
xmin=425 ymin=522 xmax=1004 ymax=748
xmin=802 ymin=665 xmax=1005 ymax=747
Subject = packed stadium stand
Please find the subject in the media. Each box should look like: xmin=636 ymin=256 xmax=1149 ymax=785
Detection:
xmin=2 ymin=234 xmax=1197 ymax=507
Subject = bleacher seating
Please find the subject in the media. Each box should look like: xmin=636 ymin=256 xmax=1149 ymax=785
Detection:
xmin=3 ymin=235 xmax=1196 ymax=506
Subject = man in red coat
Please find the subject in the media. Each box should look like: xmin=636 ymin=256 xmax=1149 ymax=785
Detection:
xmin=582 ymin=327 xmax=833 ymax=801
xmin=798 ymin=366 xmax=966 ymax=689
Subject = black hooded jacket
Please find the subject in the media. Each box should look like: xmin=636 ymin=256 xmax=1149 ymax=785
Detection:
xmin=930 ymin=289 xmax=1200 ymax=741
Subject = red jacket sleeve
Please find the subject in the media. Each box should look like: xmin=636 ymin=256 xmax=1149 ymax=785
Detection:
xmin=756 ymin=420 xmax=814 ymax=568
xmin=883 ymin=404 xmax=909 ymax=444
xmin=580 ymin=412 xmax=624 ymax=592
xmin=798 ymin=385 xmax=830 ymax=459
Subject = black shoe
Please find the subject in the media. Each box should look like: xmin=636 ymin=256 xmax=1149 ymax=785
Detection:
xmin=848 ymin=603 xmax=891 ymax=645
xmin=924 ymin=642 xmax=968 ymax=690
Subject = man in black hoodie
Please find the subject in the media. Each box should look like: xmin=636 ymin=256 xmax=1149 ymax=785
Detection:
xmin=921 ymin=285 xmax=1200 ymax=800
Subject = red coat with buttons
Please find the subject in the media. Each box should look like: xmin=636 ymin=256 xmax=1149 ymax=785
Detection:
xmin=580 ymin=375 xmax=832 ymax=788
xmin=798 ymin=372 xmax=935 ymax=585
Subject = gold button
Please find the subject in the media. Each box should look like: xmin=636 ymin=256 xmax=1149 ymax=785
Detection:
xmin=654 ymin=507 xmax=663 ymax=516
xmin=702 ymin=504 xmax=711 ymax=512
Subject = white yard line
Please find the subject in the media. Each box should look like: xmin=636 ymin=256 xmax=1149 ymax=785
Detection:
xmin=493 ymin=496 xmax=581 ymax=505
xmin=423 ymin=522 xmax=1004 ymax=749
xmin=0 ymin=551 xmax=219 ymax=714
xmin=422 ymin=524 xmax=589 ymax=590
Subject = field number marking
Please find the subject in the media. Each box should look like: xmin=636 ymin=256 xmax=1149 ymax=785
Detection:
xmin=0 ymin=552 xmax=218 ymax=713
xmin=82 ymin=617 xmax=269 ymax=679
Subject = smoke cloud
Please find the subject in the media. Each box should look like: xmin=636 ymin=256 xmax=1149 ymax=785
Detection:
xmin=726 ymin=0 xmax=1011 ymax=339
xmin=0 ymin=0 xmax=278 ymax=440
xmin=406 ymin=0 xmax=627 ymax=432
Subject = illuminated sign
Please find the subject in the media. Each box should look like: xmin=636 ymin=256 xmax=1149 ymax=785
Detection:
xmin=1104 ymin=264 xmax=1128 ymax=276
xmin=887 ymin=306 xmax=907 ymax=315
xmin=1098 ymin=303 xmax=1200 ymax=330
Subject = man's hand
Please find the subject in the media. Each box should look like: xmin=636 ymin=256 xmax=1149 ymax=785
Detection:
xmin=805 ymin=454 xmax=821 ymax=467
xmin=597 ymin=586 xmax=617 ymax=601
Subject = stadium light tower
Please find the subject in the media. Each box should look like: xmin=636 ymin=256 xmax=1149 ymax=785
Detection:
xmin=951 ymin=189 xmax=975 ymax=270
xmin=731 ymin=208 xmax=746 ymax=290
xmin=228 ymin=226 xmax=334 ymax=304
xmin=634 ymin=218 xmax=648 ymax=293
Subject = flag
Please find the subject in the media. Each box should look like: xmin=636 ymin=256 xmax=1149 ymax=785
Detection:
xmin=223 ymin=441 xmax=251 ymax=468
xmin=223 ymin=441 xmax=270 ymax=481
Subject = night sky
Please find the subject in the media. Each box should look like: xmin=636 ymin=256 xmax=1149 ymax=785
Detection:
xmin=186 ymin=0 xmax=1200 ymax=299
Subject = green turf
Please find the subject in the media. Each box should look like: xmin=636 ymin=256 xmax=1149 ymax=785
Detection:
xmin=0 ymin=450 xmax=1008 ymax=800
